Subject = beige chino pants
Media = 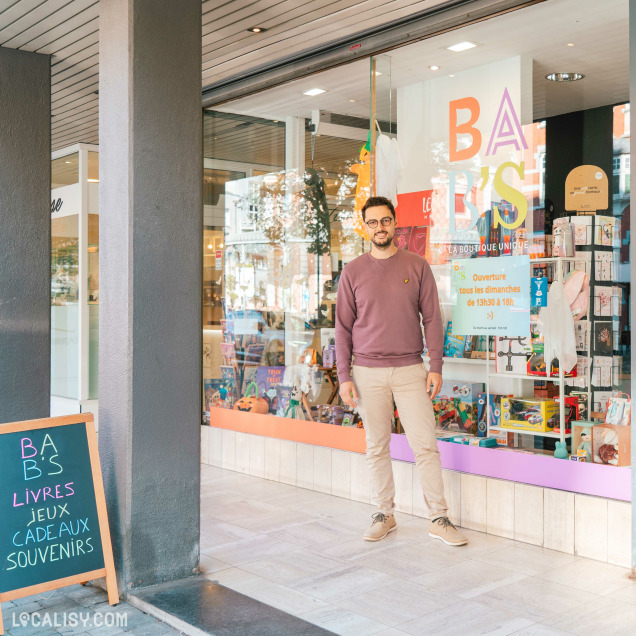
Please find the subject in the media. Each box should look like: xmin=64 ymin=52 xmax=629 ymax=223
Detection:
xmin=352 ymin=363 xmax=448 ymax=519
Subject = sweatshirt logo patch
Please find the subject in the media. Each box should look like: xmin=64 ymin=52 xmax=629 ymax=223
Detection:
xmin=404 ymin=278 xmax=409 ymax=284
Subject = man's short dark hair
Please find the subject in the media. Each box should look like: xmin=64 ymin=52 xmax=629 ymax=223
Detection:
xmin=361 ymin=196 xmax=396 ymax=221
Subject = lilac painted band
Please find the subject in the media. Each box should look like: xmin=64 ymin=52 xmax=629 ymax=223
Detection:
xmin=390 ymin=434 xmax=631 ymax=502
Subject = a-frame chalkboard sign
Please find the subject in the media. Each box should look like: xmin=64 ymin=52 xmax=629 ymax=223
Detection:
xmin=0 ymin=414 xmax=118 ymax=634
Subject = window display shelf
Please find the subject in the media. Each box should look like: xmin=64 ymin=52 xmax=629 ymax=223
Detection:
xmin=489 ymin=426 xmax=571 ymax=439
xmin=425 ymin=356 xmax=490 ymax=365
xmin=487 ymin=372 xmax=564 ymax=382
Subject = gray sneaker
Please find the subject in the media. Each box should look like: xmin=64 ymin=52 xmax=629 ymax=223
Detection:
xmin=363 ymin=512 xmax=397 ymax=541
xmin=429 ymin=517 xmax=468 ymax=546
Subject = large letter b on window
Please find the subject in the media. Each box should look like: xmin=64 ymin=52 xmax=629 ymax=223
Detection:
xmin=449 ymin=97 xmax=482 ymax=162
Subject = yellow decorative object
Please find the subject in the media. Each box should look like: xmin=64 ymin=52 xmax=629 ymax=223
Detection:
xmin=349 ymin=144 xmax=371 ymax=240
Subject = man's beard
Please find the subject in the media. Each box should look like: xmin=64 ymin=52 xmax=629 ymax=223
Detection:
xmin=372 ymin=232 xmax=394 ymax=248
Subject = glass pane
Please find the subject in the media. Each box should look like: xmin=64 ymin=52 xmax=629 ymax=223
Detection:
xmin=88 ymin=151 xmax=99 ymax=183
xmin=202 ymin=69 xmax=370 ymax=422
xmin=51 ymin=215 xmax=79 ymax=399
xmin=51 ymin=153 xmax=79 ymax=189
xmin=88 ymin=213 xmax=99 ymax=399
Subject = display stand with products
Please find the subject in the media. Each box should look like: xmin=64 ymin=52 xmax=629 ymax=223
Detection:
xmin=483 ymin=257 xmax=592 ymax=449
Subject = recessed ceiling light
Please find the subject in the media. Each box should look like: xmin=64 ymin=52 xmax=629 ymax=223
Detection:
xmin=207 ymin=243 xmax=213 ymax=249
xmin=349 ymin=99 xmax=356 ymax=103
xmin=65 ymin=161 xmax=71 ymax=164
xmin=449 ymin=74 xmax=455 ymax=78
xmin=429 ymin=65 xmax=440 ymax=71
xmin=273 ymin=120 xmax=279 ymax=123
xmin=447 ymin=41 xmax=477 ymax=52
xmin=567 ymin=42 xmax=575 ymax=47
xmin=302 ymin=88 xmax=326 ymax=96
xmin=247 ymin=27 xmax=267 ymax=33
xmin=546 ymin=72 xmax=584 ymax=82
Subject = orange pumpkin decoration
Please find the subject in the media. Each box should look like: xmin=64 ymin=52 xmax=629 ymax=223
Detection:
xmin=234 ymin=382 xmax=269 ymax=414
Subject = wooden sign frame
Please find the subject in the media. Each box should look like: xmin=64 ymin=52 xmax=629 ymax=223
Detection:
xmin=0 ymin=414 xmax=118 ymax=635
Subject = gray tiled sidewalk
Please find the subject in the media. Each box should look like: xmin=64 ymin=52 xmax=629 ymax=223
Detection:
xmin=200 ymin=464 xmax=636 ymax=636
xmin=2 ymin=584 xmax=181 ymax=636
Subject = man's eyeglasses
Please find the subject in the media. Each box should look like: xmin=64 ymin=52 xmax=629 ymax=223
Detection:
xmin=366 ymin=216 xmax=394 ymax=229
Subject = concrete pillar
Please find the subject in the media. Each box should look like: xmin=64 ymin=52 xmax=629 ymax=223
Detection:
xmin=0 ymin=47 xmax=50 ymax=424
xmin=99 ymin=0 xmax=202 ymax=590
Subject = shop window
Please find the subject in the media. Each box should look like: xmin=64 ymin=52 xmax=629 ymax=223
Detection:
xmin=201 ymin=0 xmax=631 ymax=486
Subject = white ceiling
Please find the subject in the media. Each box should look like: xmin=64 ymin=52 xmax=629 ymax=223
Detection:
xmin=0 ymin=0 xmax=628 ymax=151
xmin=0 ymin=0 xmax=451 ymax=150
xmin=217 ymin=0 xmax=629 ymax=123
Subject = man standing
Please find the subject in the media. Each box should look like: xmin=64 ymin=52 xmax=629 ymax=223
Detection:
xmin=335 ymin=196 xmax=467 ymax=546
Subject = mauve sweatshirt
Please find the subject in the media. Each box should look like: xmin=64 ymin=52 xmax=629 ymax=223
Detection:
xmin=335 ymin=249 xmax=444 ymax=384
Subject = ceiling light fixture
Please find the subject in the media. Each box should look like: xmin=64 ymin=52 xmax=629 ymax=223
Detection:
xmin=302 ymin=88 xmax=326 ymax=96
xmin=65 ymin=161 xmax=71 ymax=164
xmin=546 ymin=72 xmax=584 ymax=82
xmin=447 ymin=41 xmax=477 ymax=52
xmin=567 ymin=42 xmax=575 ymax=47
xmin=349 ymin=99 xmax=356 ymax=103
xmin=429 ymin=65 xmax=440 ymax=71
xmin=449 ymin=74 xmax=455 ymax=78
xmin=247 ymin=27 xmax=267 ymax=33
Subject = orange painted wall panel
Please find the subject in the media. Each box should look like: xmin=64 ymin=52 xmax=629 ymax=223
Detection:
xmin=209 ymin=409 xmax=366 ymax=453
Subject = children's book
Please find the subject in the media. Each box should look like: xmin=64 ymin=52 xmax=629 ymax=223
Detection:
xmin=221 ymin=342 xmax=236 ymax=365
xmin=393 ymin=227 xmax=413 ymax=251
xmin=256 ymin=366 xmax=285 ymax=413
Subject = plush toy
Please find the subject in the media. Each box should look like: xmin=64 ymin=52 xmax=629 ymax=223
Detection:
xmin=598 ymin=428 xmax=619 ymax=465
xmin=577 ymin=428 xmax=592 ymax=462
xmin=284 ymin=385 xmax=307 ymax=420
xmin=233 ymin=382 xmax=269 ymax=414
xmin=554 ymin=441 xmax=569 ymax=460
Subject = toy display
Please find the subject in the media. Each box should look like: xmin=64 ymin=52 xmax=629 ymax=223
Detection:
xmin=284 ymin=385 xmax=308 ymax=420
xmin=592 ymin=424 xmax=631 ymax=466
xmin=233 ymin=382 xmax=269 ymax=414
xmin=433 ymin=381 xmax=484 ymax=435
xmin=477 ymin=393 xmax=512 ymax=436
xmin=553 ymin=441 xmax=569 ymax=459
xmin=313 ymin=404 xmax=345 ymax=426
xmin=444 ymin=435 xmax=498 ymax=448
xmin=443 ymin=322 xmax=473 ymax=359
xmin=495 ymin=335 xmax=532 ymax=373
xmin=551 ymin=396 xmax=579 ymax=433
xmin=501 ymin=397 xmax=559 ymax=432
xmin=604 ymin=393 xmax=631 ymax=426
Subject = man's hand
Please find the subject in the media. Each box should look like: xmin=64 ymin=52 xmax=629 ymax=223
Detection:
xmin=339 ymin=380 xmax=359 ymax=409
xmin=427 ymin=372 xmax=443 ymax=400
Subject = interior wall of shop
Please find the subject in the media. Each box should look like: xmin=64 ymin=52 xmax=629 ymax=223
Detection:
xmin=98 ymin=0 xmax=202 ymax=591
xmin=0 ymin=47 xmax=50 ymax=425
xmin=545 ymin=106 xmax=614 ymax=220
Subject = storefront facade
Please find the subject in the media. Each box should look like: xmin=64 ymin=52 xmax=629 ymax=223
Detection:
xmin=201 ymin=0 xmax=634 ymax=566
